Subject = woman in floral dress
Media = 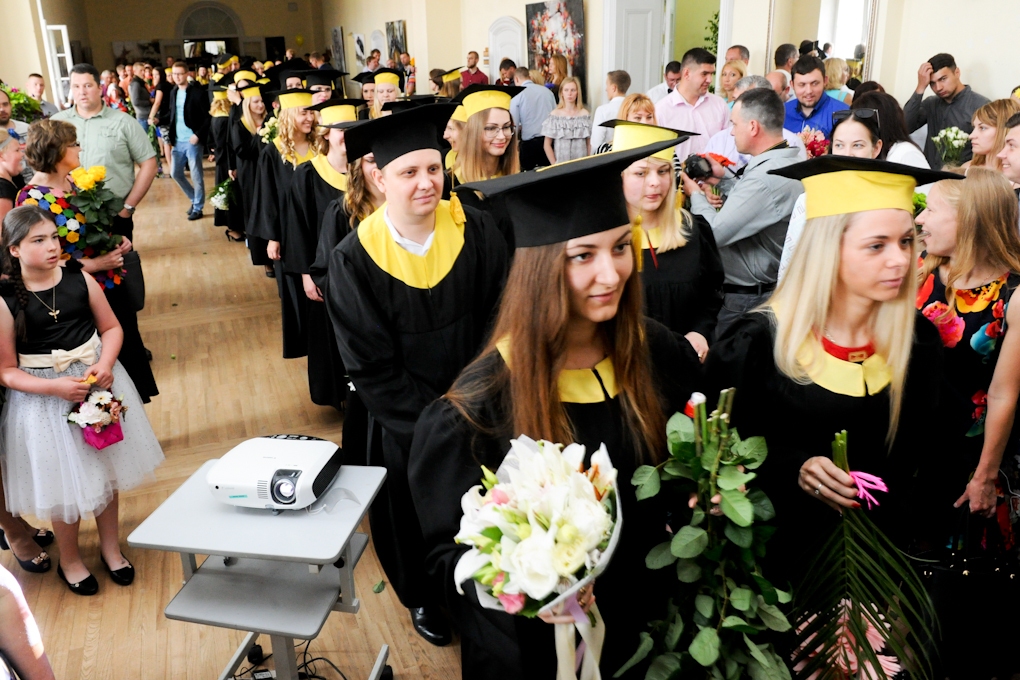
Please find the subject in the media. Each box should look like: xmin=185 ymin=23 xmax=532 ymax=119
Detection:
xmin=915 ymin=167 xmax=1020 ymax=679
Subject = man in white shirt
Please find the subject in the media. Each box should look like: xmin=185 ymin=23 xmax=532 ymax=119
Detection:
xmin=589 ymin=70 xmax=630 ymax=151
xmin=646 ymin=61 xmax=681 ymax=104
xmin=654 ymin=48 xmax=728 ymax=160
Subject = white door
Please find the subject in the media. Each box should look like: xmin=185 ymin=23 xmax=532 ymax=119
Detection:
xmin=488 ymin=16 xmax=525 ymax=84
xmin=604 ymin=0 xmax=664 ymax=97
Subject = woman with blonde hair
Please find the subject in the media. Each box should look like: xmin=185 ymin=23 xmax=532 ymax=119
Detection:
xmin=232 ymin=85 xmax=271 ymax=275
xmin=708 ymin=156 xmax=960 ymax=589
xmin=248 ymin=90 xmax=322 ymax=358
xmin=719 ymin=59 xmax=746 ymax=105
xmin=914 ymin=168 xmax=1020 ymax=678
xmin=443 ymin=106 xmax=468 ymax=182
xmin=824 ymin=57 xmax=853 ymax=104
xmin=208 ymin=88 xmax=243 ymax=240
xmin=541 ymin=76 xmax=590 ymax=163
xmin=368 ymin=69 xmax=402 ymax=119
xmin=608 ymin=120 xmax=723 ymax=359
xmin=618 ymin=93 xmax=656 ymax=125
xmin=964 ymin=98 xmax=1020 ymax=172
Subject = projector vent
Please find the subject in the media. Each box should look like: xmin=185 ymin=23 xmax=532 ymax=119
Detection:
xmin=257 ymin=481 xmax=270 ymax=499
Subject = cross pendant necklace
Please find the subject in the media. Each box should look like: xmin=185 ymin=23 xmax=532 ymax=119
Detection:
xmin=29 ymin=286 xmax=59 ymax=322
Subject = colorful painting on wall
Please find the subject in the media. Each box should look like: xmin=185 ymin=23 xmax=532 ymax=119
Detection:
xmin=385 ymin=20 xmax=407 ymax=65
xmin=525 ymin=0 xmax=586 ymax=99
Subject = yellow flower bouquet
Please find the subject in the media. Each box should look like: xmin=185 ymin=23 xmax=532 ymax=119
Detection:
xmin=66 ymin=166 xmax=127 ymax=286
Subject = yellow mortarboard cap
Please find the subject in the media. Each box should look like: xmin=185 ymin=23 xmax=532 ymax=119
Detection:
xmin=240 ymin=85 xmax=262 ymax=98
xmin=234 ymin=70 xmax=257 ymax=84
xmin=601 ymin=120 xmax=694 ymax=161
xmin=442 ymin=68 xmax=464 ymax=84
xmin=451 ymin=105 xmax=468 ymax=123
xmin=275 ymin=89 xmax=314 ymax=111
xmin=307 ymin=97 xmax=366 ymax=127
xmin=452 ymin=84 xmax=524 ymax=120
xmin=372 ymin=68 xmax=402 ymax=87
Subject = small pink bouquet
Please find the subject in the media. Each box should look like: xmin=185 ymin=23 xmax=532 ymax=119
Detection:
xmin=67 ymin=389 xmax=128 ymax=449
xmin=798 ymin=128 xmax=831 ymax=158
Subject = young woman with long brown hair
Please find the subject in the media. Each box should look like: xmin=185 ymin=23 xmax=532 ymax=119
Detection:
xmin=409 ymin=142 xmax=700 ymax=679
xmin=963 ymin=98 xmax=1020 ymax=173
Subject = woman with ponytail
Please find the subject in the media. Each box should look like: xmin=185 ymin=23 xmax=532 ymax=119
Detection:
xmin=0 ymin=206 xmax=162 ymax=596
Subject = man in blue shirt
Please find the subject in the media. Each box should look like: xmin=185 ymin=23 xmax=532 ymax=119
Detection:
xmin=168 ymin=61 xmax=210 ymax=220
xmin=509 ymin=68 xmax=555 ymax=169
xmin=783 ymin=55 xmax=848 ymax=140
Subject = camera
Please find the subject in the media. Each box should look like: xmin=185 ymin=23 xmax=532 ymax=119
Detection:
xmin=683 ymin=154 xmax=714 ymax=181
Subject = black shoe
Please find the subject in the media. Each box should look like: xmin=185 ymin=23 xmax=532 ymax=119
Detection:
xmin=225 ymin=229 xmax=245 ymax=242
xmin=0 ymin=527 xmax=53 ymax=549
xmin=188 ymin=210 xmax=204 ymax=221
xmin=144 ymin=347 xmax=153 ymax=362
xmin=101 ymin=555 xmax=135 ymax=586
xmin=57 ymin=565 xmax=99 ymax=595
xmin=409 ymin=607 xmax=451 ymax=646
xmin=0 ymin=532 xmax=51 ymax=573
xmin=265 ymin=267 xmax=276 ymax=278
xmin=185 ymin=209 xmax=194 ymax=217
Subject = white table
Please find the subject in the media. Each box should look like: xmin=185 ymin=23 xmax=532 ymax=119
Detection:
xmin=129 ymin=458 xmax=389 ymax=680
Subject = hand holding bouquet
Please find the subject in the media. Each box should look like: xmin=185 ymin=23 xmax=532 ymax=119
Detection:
xmin=260 ymin=116 xmax=279 ymax=145
xmin=454 ymin=436 xmax=621 ymax=679
xmin=65 ymin=166 xmax=126 ymax=287
xmin=932 ymin=126 xmax=968 ymax=167
xmin=68 ymin=389 xmax=128 ymax=450
xmin=210 ymin=179 xmax=235 ymax=211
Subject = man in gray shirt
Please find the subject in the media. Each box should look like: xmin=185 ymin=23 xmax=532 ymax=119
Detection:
xmin=510 ymin=69 xmax=555 ymax=169
xmin=128 ymin=61 xmax=153 ymax=130
xmin=682 ymin=88 xmax=804 ymax=339
xmin=904 ymin=52 xmax=989 ymax=169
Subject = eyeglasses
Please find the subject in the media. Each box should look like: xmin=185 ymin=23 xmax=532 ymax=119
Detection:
xmin=832 ymin=108 xmax=881 ymax=131
xmin=483 ymin=123 xmax=515 ymax=139
xmin=6 ymin=129 xmax=22 ymax=142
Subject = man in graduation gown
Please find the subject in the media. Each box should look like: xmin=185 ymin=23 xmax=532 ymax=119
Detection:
xmin=326 ymin=104 xmax=508 ymax=645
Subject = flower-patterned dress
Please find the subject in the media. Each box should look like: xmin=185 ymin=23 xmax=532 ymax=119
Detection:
xmin=916 ymin=263 xmax=1020 ymax=550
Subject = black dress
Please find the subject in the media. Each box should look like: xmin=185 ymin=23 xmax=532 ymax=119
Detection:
xmin=210 ymin=113 xmax=231 ymax=228
xmin=705 ymin=311 xmax=943 ymax=588
xmin=230 ymin=114 xmax=263 ymax=259
xmin=408 ymin=320 xmax=702 ymax=679
xmin=285 ymin=156 xmax=348 ymax=409
xmin=248 ymin=140 xmax=315 ymax=358
xmin=640 ymin=214 xmax=725 ymax=340
xmin=452 ymin=176 xmax=516 ymax=252
xmin=326 ymin=201 xmax=508 ymax=609
xmin=0 ymin=176 xmax=22 ymax=204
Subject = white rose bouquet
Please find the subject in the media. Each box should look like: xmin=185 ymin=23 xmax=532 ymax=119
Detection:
xmin=454 ymin=436 xmax=621 ymax=679
xmin=259 ymin=116 xmax=279 ymax=145
xmin=209 ymin=178 xmax=235 ymax=211
xmin=67 ymin=388 xmax=128 ymax=450
xmin=932 ymin=126 xmax=969 ymax=167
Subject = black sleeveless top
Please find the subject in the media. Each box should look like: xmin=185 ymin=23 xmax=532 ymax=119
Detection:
xmin=3 ymin=267 xmax=97 ymax=355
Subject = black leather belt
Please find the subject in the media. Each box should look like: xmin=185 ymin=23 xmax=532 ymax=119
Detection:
xmin=723 ymin=282 xmax=777 ymax=295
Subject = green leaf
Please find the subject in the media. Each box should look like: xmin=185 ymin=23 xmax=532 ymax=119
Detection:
xmin=775 ymin=587 xmax=792 ymax=604
xmin=717 ymin=465 xmax=756 ymax=490
xmin=666 ymin=411 xmax=695 ymax=442
xmin=729 ymin=587 xmax=753 ymax=611
xmin=613 ymin=631 xmax=653 ymax=678
xmin=743 ymin=634 xmax=770 ymax=668
xmin=756 ymin=601 xmax=791 ymax=632
xmin=700 ymin=441 xmax=719 ymax=472
xmin=688 ymin=627 xmax=720 ymax=667
xmin=372 ymin=580 xmax=386 ymax=593
xmin=719 ymin=488 xmax=754 ymax=527
xmin=676 ymin=558 xmax=701 ymax=583
xmin=694 ymin=593 xmax=714 ymax=619
xmin=721 ymin=615 xmax=757 ymax=633
xmin=646 ymin=541 xmax=677 ymax=569
xmin=753 ymin=575 xmax=778 ymax=605
xmin=690 ymin=506 xmax=705 ymax=526
xmin=724 ymin=522 xmax=753 ymax=548
xmin=746 ymin=488 xmax=776 ymax=521
xmin=664 ymin=458 xmax=694 ymax=480
xmin=664 ymin=612 xmax=684 ymax=652
xmin=670 ymin=525 xmax=708 ymax=558
xmin=632 ymin=465 xmax=661 ymax=500
xmin=735 ymin=436 xmax=768 ymax=468
xmin=644 ymin=652 xmax=682 ymax=680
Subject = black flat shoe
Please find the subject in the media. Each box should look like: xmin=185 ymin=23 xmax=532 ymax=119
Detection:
xmin=188 ymin=210 xmax=204 ymax=221
xmin=32 ymin=528 xmax=54 ymax=548
xmin=57 ymin=565 xmax=99 ymax=595
xmin=409 ymin=607 xmax=451 ymax=646
xmin=101 ymin=555 xmax=135 ymax=586
xmin=265 ymin=268 xmax=276 ymax=278
xmin=225 ymin=230 xmax=245 ymax=242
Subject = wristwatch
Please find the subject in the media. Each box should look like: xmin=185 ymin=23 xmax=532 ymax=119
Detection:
xmin=123 ymin=203 xmax=136 ymax=215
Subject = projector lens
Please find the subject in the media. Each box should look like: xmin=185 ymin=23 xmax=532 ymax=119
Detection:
xmin=275 ymin=478 xmax=295 ymax=499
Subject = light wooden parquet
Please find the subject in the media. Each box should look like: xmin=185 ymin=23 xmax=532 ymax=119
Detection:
xmin=1 ymin=168 xmax=462 ymax=679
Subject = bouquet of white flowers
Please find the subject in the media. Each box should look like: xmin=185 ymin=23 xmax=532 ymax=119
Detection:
xmin=932 ymin=126 xmax=969 ymax=167
xmin=454 ymin=436 xmax=621 ymax=679
xmin=209 ymin=178 xmax=235 ymax=211
xmin=67 ymin=388 xmax=128 ymax=450
xmin=260 ymin=116 xmax=279 ymax=145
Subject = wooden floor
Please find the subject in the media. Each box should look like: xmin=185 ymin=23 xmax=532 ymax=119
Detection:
xmin=0 ymin=168 xmax=462 ymax=679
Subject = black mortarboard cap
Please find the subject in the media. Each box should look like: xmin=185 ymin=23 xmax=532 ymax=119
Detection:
xmin=367 ymin=67 xmax=403 ymax=87
xmin=293 ymin=69 xmax=346 ymax=89
xmin=381 ymin=94 xmax=438 ymax=113
xmin=344 ymin=103 xmax=457 ymax=168
xmin=352 ymin=71 xmax=375 ymax=85
xmin=454 ymin=140 xmax=680 ymax=247
xmin=306 ymin=97 xmax=367 ymax=128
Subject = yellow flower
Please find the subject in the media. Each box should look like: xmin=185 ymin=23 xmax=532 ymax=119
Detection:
xmin=76 ymin=177 xmax=95 ymax=191
xmin=49 ymin=203 xmax=63 ymax=214
xmin=88 ymin=166 xmax=106 ymax=182
xmin=23 ymin=198 xmax=38 ymax=206
xmin=65 ymin=231 xmax=79 ymax=243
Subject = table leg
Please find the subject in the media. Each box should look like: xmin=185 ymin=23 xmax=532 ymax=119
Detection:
xmin=180 ymin=552 xmax=197 ymax=583
xmin=216 ymin=631 xmax=259 ymax=680
xmin=270 ymin=635 xmax=299 ymax=680
xmin=368 ymin=644 xmax=390 ymax=680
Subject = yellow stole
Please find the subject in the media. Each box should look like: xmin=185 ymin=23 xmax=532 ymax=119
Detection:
xmin=496 ymin=339 xmax=619 ymax=404
xmin=796 ymin=337 xmax=892 ymax=398
xmin=311 ymin=154 xmax=348 ymax=191
xmin=274 ymin=137 xmax=316 ymax=167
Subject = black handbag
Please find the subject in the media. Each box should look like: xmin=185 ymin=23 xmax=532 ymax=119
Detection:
xmin=121 ymin=250 xmax=146 ymax=312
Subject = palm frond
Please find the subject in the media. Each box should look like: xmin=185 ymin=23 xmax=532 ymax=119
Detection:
xmin=790 ymin=431 xmax=938 ymax=679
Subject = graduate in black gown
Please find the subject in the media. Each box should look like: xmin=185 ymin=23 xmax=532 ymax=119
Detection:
xmin=606 ymin=121 xmax=724 ymax=360
xmin=325 ymin=104 xmax=508 ymax=645
xmin=230 ymin=83 xmax=270 ymax=274
xmin=208 ymin=86 xmax=244 ymax=240
xmin=351 ymin=72 xmax=374 ymax=120
xmin=284 ymin=98 xmax=363 ymax=409
xmin=247 ymin=89 xmax=320 ymax=358
xmin=312 ymin=155 xmax=385 ymax=467
xmin=705 ymin=158 xmax=961 ymax=659
xmin=409 ymin=141 xmax=702 ymax=679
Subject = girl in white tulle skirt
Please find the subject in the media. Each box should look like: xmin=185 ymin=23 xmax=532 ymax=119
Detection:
xmin=0 ymin=206 xmax=163 ymax=596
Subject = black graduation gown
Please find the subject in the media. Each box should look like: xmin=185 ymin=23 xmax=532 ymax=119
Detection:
xmin=210 ymin=113 xmax=242 ymax=233
xmin=248 ymin=141 xmax=313 ymax=358
xmin=452 ymin=175 xmax=516 ymax=252
xmin=408 ymin=320 xmax=702 ymax=680
xmin=285 ymin=158 xmax=347 ymax=409
xmin=704 ymin=311 xmax=943 ymax=588
xmin=640 ymin=214 xmax=725 ymax=339
xmin=326 ymin=201 xmax=508 ymax=608
xmin=230 ymin=115 xmax=265 ymax=259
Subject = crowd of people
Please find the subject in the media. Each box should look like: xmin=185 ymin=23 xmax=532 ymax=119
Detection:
xmin=0 ymin=35 xmax=1019 ymax=679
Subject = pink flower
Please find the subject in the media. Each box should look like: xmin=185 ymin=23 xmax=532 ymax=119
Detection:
xmin=497 ymin=592 xmax=526 ymax=614
xmin=921 ymin=301 xmax=965 ymax=347
xmin=793 ymin=600 xmax=901 ymax=679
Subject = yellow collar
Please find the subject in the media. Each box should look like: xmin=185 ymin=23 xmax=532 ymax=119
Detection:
xmin=357 ymin=201 xmax=465 ymax=289
xmin=642 ymin=226 xmax=662 ymax=250
xmin=211 ymin=111 xmax=229 ymax=118
xmin=445 ymin=149 xmax=457 ymax=171
xmin=796 ymin=337 xmax=891 ymax=398
xmin=274 ymin=137 xmax=317 ymax=166
xmin=495 ymin=338 xmax=619 ymax=403
xmin=311 ymin=154 xmax=348 ymax=191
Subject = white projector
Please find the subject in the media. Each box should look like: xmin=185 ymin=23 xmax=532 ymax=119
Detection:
xmin=207 ymin=435 xmax=344 ymax=511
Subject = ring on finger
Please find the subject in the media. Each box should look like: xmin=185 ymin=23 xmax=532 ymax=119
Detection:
xmin=814 ymin=483 xmax=822 ymax=496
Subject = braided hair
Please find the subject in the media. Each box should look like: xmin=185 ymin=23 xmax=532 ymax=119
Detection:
xmin=1 ymin=205 xmax=58 ymax=341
